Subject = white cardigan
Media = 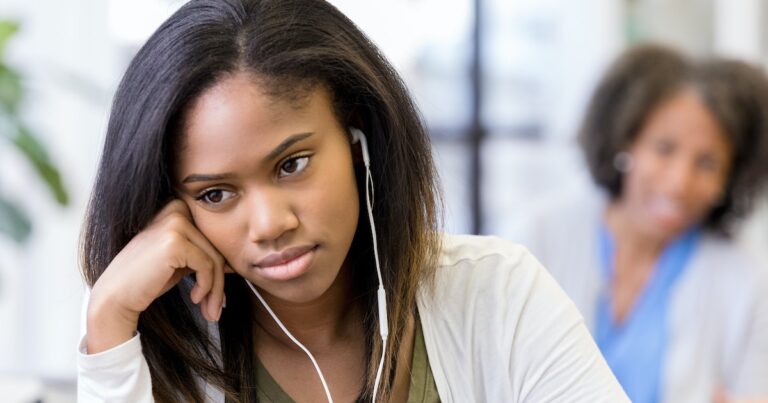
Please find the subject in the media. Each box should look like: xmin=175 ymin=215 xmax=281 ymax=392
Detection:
xmin=78 ymin=234 xmax=629 ymax=402
xmin=515 ymin=191 xmax=768 ymax=403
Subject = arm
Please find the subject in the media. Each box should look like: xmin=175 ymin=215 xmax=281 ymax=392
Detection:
xmin=77 ymin=332 xmax=153 ymax=402
xmin=78 ymin=200 xmax=227 ymax=401
xmin=77 ymin=290 xmax=153 ymax=403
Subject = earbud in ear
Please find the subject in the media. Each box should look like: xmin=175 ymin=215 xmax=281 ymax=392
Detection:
xmin=350 ymin=127 xmax=362 ymax=143
xmin=349 ymin=127 xmax=370 ymax=168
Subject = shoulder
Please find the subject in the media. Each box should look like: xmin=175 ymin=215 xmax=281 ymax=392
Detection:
xmin=422 ymin=233 xmax=578 ymax=325
xmin=692 ymin=233 xmax=767 ymax=286
xmin=678 ymin=233 xmax=768 ymax=316
xmin=435 ymin=233 xmax=542 ymax=292
xmin=438 ymin=233 xmax=531 ymax=268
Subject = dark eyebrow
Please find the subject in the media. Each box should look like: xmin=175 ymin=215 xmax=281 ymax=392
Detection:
xmin=182 ymin=173 xmax=235 ymax=184
xmin=266 ymin=132 xmax=314 ymax=161
xmin=181 ymin=132 xmax=315 ymax=184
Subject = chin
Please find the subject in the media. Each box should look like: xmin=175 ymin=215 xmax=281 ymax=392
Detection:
xmin=251 ymin=275 xmax=335 ymax=304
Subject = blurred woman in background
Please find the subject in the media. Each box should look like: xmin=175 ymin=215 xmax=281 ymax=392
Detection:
xmin=519 ymin=44 xmax=768 ymax=403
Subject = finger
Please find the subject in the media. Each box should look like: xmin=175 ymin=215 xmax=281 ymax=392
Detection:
xmin=201 ymin=287 xmax=224 ymax=322
xmin=200 ymin=294 xmax=227 ymax=322
xmin=177 ymin=220 xmax=226 ymax=274
xmin=162 ymin=267 xmax=192 ymax=296
xmin=176 ymin=242 xmax=215 ymax=304
xmin=151 ymin=199 xmax=191 ymax=225
xmin=156 ymin=204 xmax=227 ymax=320
xmin=204 ymin=252 xmax=225 ymax=321
xmin=174 ymin=222 xmax=227 ymax=319
xmin=198 ymin=294 xmax=213 ymax=322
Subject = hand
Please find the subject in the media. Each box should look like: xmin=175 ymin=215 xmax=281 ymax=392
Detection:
xmin=86 ymin=200 xmax=228 ymax=353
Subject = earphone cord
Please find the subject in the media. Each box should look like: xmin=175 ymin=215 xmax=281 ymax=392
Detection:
xmin=366 ymin=164 xmax=388 ymax=401
xmin=244 ymin=279 xmax=335 ymax=403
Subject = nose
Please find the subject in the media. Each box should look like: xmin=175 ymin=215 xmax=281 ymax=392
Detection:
xmin=245 ymin=188 xmax=299 ymax=245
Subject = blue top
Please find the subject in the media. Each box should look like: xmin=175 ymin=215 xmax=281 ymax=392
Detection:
xmin=595 ymin=225 xmax=700 ymax=403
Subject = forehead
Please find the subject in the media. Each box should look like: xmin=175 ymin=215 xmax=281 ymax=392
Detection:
xmin=181 ymin=74 xmax=315 ymax=141
xmin=174 ymin=72 xmax=339 ymax=176
xmin=641 ymin=89 xmax=731 ymax=152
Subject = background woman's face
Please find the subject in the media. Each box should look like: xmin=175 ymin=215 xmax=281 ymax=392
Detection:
xmin=174 ymin=73 xmax=360 ymax=305
xmin=621 ymin=88 xmax=732 ymax=240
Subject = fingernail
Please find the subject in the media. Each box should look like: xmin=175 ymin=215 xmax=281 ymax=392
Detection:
xmin=191 ymin=286 xmax=202 ymax=304
xmin=222 ymin=294 xmax=227 ymax=308
xmin=216 ymin=304 xmax=223 ymax=321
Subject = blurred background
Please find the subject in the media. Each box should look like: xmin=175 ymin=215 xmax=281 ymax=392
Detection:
xmin=0 ymin=0 xmax=765 ymax=401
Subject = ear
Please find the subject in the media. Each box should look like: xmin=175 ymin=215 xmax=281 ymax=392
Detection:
xmin=348 ymin=128 xmax=365 ymax=165
xmin=613 ymin=151 xmax=634 ymax=173
xmin=349 ymin=127 xmax=371 ymax=168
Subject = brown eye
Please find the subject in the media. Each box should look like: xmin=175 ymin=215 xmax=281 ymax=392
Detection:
xmin=282 ymin=159 xmax=298 ymax=173
xmin=205 ymin=190 xmax=223 ymax=203
xmin=696 ymin=155 xmax=719 ymax=173
xmin=279 ymin=155 xmax=310 ymax=177
xmin=653 ymin=138 xmax=676 ymax=156
xmin=196 ymin=189 xmax=235 ymax=206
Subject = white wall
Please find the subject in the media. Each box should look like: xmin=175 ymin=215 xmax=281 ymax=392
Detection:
xmin=0 ymin=0 xmax=117 ymax=381
xmin=713 ymin=0 xmax=764 ymax=64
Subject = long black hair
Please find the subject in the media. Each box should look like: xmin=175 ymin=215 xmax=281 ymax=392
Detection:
xmin=81 ymin=0 xmax=442 ymax=401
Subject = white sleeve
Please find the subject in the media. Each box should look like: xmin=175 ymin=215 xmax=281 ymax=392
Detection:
xmin=77 ymin=290 xmax=154 ymax=403
xmin=511 ymin=251 xmax=629 ymax=403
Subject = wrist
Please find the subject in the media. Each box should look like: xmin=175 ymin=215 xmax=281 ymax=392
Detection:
xmin=86 ymin=291 xmax=140 ymax=354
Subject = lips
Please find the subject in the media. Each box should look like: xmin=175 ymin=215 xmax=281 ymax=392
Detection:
xmin=647 ymin=196 xmax=688 ymax=228
xmin=251 ymin=245 xmax=317 ymax=281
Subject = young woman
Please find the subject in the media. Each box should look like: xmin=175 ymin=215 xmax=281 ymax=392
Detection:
xmin=518 ymin=44 xmax=768 ymax=403
xmin=77 ymin=0 xmax=628 ymax=401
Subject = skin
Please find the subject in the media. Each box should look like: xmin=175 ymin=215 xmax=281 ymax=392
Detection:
xmin=605 ymin=87 xmax=733 ymax=324
xmin=87 ymin=72 xmax=415 ymax=402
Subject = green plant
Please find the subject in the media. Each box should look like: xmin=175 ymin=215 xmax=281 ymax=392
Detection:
xmin=0 ymin=20 xmax=68 ymax=244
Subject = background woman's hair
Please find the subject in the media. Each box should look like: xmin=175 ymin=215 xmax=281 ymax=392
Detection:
xmin=80 ymin=0 xmax=443 ymax=401
xmin=690 ymin=59 xmax=768 ymax=233
xmin=578 ymin=43 xmax=768 ymax=235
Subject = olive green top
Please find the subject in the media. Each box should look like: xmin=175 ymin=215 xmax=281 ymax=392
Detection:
xmin=254 ymin=316 xmax=440 ymax=402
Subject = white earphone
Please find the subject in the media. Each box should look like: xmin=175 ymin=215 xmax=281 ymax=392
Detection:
xmin=351 ymin=127 xmax=371 ymax=167
xmin=351 ymin=127 xmax=389 ymax=401
xmin=245 ymin=127 xmax=388 ymax=403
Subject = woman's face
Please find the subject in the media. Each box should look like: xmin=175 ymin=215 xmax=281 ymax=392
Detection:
xmin=620 ymin=88 xmax=732 ymax=240
xmin=175 ymin=73 xmax=360 ymax=305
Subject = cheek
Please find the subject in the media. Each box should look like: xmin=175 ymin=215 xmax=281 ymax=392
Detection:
xmin=624 ymin=149 xmax=666 ymax=191
xmin=192 ymin=212 xmax=244 ymax=262
xmin=306 ymin=164 xmax=360 ymax=237
xmin=622 ymin=163 xmax=652 ymax=198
